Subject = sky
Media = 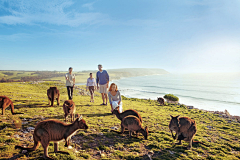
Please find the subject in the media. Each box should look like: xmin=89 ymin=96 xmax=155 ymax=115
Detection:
xmin=0 ymin=0 xmax=240 ymax=73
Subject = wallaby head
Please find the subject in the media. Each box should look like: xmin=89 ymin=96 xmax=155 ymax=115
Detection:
xmin=169 ymin=115 xmax=180 ymax=131
xmin=76 ymin=115 xmax=88 ymax=130
xmin=50 ymin=87 xmax=57 ymax=90
xmin=143 ymin=126 xmax=149 ymax=140
xmin=112 ymin=109 xmax=119 ymax=115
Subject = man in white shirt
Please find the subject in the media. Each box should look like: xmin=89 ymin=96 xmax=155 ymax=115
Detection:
xmin=65 ymin=67 xmax=75 ymax=100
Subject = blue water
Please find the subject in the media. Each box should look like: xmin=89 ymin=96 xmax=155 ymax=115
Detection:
xmin=112 ymin=73 xmax=240 ymax=116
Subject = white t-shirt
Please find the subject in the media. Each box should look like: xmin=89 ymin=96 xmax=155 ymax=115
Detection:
xmin=65 ymin=73 xmax=75 ymax=87
xmin=87 ymin=78 xmax=96 ymax=86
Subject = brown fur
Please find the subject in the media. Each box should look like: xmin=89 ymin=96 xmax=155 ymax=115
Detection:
xmin=169 ymin=115 xmax=197 ymax=149
xmin=15 ymin=114 xmax=88 ymax=160
xmin=63 ymin=100 xmax=76 ymax=122
xmin=112 ymin=109 xmax=142 ymax=123
xmin=0 ymin=96 xmax=23 ymax=115
xmin=157 ymin=97 xmax=165 ymax=105
xmin=121 ymin=115 xmax=148 ymax=140
xmin=47 ymin=87 xmax=60 ymax=107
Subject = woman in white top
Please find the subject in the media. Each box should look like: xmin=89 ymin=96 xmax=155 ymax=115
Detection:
xmin=86 ymin=73 xmax=97 ymax=102
xmin=108 ymin=83 xmax=123 ymax=113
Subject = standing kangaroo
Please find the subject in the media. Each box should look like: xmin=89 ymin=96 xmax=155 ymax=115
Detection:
xmin=112 ymin=109 xmax=142 ymax=123
xmin=63 ymin=100 xmax=76 ymax=122
xmin=15 ymin=115 xmax=88 ymax=160
xmin=121 ymin=115 xmax=148 ymax=140
xmin=169 ymin=115 xmax=199 ymax=149
xmin=47 ymin=87 xmax=60 ymax=107
xmin=0 ymin=96 xmax=23 ymax=115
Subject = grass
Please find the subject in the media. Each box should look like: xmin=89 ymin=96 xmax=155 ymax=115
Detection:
xmin=0 ymin=81 xmax=240 ymax=159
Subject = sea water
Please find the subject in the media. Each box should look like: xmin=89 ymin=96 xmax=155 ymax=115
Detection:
xmin=112 ymin=73 xmax=240 ymax=116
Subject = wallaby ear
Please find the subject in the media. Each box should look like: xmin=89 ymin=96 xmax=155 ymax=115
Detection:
xmin=145 ymin=126 xmax=148 ymax=131
xmin=170 ymin=114 xmax=173 ymax=118
xmin=78 ymin=115 xmax=83 ymax=121
xmin=76 ymin=113 xmax=80 ymax=117
xmin=177 ymin=115 xmax=180 ymax=119
xmin=70 ymin=104 xmax=73 ymax=108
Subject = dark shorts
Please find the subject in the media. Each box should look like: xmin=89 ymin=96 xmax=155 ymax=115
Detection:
xmin=89 ymin=86 xmax=94 ymax=95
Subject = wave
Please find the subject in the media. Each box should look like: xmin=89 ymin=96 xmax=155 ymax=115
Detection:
xmin=141 ymin=86 xmax=239 ymax=96
xmin=120 ymin=88 xmax=240 ymax=106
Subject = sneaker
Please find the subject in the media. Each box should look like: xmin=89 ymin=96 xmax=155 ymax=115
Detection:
xmin=100 ymin=103 xmax=105 ymax=105
xmin=105 ymin=103 xmax=108 ymax=106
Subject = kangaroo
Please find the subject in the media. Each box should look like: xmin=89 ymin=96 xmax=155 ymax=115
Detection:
xmin=157 ymin=97 xmax=165 ymax=105
xmin=169 ymin=115 xmax=200 ymax=149
xmin=112 ymin=109 xmax=142 ymax=123
xmin=121 ymin=115 xmax=148 ymax=140
xmin=15 ymin=115 xmax=88 ymax=160
xmin=63 ymin=100 xmax=76 ymax=122
xmin=0 ymin=96 xmax=23 ymax=115
xmin=47 ymin=87 xmax=60 ymax=107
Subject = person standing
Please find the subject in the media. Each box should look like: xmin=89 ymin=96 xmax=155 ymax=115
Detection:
xmin=86 ymin=73 xmax=97 ymax=102
xmin=108 ymin=83 xmax=123 ymax=113
xmin=65 ymin=67 xmax=75 ymax=100
xmin=96 ymin=64 xmax=109 ymax=105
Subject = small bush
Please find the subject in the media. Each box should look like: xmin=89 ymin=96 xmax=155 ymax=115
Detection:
xmin=164 ymin=94 xmax=179 ymax=101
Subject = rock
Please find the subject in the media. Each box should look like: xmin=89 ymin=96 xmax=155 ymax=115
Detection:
xmin=100 ymin=153 xmax=105 ymax=157
xmin=99 ymin=133 xmax=103 ymax=136
xmin=97 ymin=151 xmax=101 ymax=155
xmin=111 ymin=127 xmax=118 ymax=130
xmin=14 ymin=134 xmax=20 ymax=138
xmin=187 ymin=106 xmax=194 ymax=109
xmin=168 ymin=150 xmax=175 ymax=155
xmin=27 ymin=127 xmax=35 ymax=131
xmin=22 ymin=122 xmax=28 ymax=125
xmin=68 ymin=146 xmax=72 ymax=149
xmin=22 ymin=150 xmax=27 ymax=154
xmin=206 ymin=126 xmax=213 ymax=130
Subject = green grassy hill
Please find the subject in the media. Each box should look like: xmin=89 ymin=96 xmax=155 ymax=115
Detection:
xmin=0 ymin=82 xmax=239 ymax=159
xmin=0 ymin=68 xmax=169 ymax=83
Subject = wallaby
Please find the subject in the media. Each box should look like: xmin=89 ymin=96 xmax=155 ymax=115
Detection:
xmin=112 ymin=109 xmax=142 ymax=123
xmin=0 ymin=96 xmax=23 ymax=115
xmin=63 ymin=100 xmax=76 ymax=122
xmin=169 ymin=115 xmax=202 ymax=149
xmin=157 ymin=97 xmax=165 ymax=105
xmin=15 ymin=114 xmax=88 ymax=160
xmin=47 ymin=87 xmax=60 ymax=107
xmin=121 ymin=115 xmax=148 ymax=140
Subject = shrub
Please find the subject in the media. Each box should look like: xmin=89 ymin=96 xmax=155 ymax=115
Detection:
xmin=164 ymin=94 xmax=179 ymax=101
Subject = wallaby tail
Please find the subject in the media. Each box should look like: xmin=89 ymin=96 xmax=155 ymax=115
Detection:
xmin=51 ymin=89 xmax=54 ymax=106
xmin=15 ymin=136 xmax=40 ymax=151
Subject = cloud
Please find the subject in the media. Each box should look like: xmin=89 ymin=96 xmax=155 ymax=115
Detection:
xmin=82 ymin=2 xmax=95 ymax=10
xmin=0 ymin=0 xmax=108 ymax=26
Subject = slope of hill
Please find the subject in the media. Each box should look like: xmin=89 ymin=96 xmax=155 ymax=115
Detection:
xmin=0 ymin=82 xmax=239 ymax=159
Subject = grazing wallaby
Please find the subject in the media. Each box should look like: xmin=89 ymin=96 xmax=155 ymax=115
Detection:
xmin=157 ymin=97 xmax=165 ymax=105
xmin=0 ymin=96 xmax=23 ymax=115
xmin=121 ymin=115 xmax=148 ymax=140
xmin=112 ymin=109 xmax=142 ymax=123
xmin=15 ymin=115 xmax=88 ymax=160
xmin=47 ymin=87 xmax=60 ymax=107
xmin=169 ymin=115 xmax=200 ymax=149
xmin=63 ymin=100 xmax=76 ymax=122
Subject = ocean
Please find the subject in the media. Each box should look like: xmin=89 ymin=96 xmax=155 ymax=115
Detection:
xmin=111 ymin=73 xmax=240 ymax=116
